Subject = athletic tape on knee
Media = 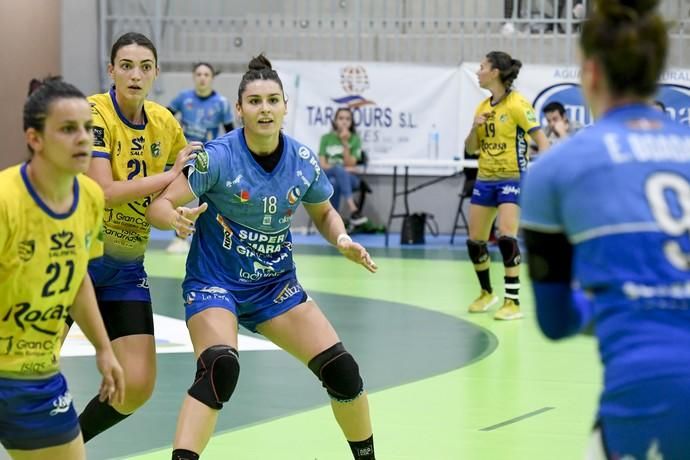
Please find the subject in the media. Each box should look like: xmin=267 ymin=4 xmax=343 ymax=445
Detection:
xmin=308 ymin=342 xmax=364 ymax=402
xmin=188 ymin=345 xmax=240 ymax=410
xmin=498 ymin=236 xmax=521 ymax=267
xmin=467 ymin=239 xmax=490 ymax=265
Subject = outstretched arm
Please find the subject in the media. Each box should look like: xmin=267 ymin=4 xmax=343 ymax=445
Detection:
xmin=146 ymin=172 xmax=207 ymax=237
xmin=304 ymin=200 xmax=377 ymax=273
xmin=88 ymin=142 xmax=201 ymax=208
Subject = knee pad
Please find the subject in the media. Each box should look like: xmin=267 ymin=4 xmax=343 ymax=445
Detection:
xmin=308 ymin=343 xmax=364 ymax=402
xmin=467 ymin=239 xmax=490 ymax=265
xmin=498 ymin=236 xmax=521 ymax=267
xmin=188 ymin=345 xmax=240 ymax=410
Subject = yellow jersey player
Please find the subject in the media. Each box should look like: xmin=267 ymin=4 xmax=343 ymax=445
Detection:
xmin=71 ymin=33 xmax=199 ymax=443
xmin=464 ymin=51 xmax=549 ymax=320
xmin=0 ymin=77 xmax=123 ymax=460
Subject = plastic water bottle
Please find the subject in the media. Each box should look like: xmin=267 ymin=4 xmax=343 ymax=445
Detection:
xmin=427 ymin=124 xmax=440 ymax=160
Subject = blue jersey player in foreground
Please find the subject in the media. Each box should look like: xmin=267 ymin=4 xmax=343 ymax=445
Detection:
xmin=521 ymin=0 xmax=690 ymax=458
xmin=147 ymin=55 xmax=378 ymax=460
xmin=0 ymin=78 xmax=124 ymax=459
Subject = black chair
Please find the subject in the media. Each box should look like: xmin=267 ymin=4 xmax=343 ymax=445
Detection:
xmin=450 ymin=166 xmax=477 ymax=244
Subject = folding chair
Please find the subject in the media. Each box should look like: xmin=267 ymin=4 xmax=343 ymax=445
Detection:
xmin=450 ymin=166 xmax=478 ymax=244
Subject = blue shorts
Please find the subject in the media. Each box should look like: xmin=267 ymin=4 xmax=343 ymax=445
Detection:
xmin=89 ymin=257 xmax=151 ymax=303
xmin=183 ymin=274 xmax=308 ymax=332
xmin=0 ymin=373 xmax=79 ymax=450
xmin=470 ymin=179 xmax=521 ymax=207
xmin=596 ymin=377 xmax=690 ymax=459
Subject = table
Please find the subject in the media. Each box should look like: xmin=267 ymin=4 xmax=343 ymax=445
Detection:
xmin=362 ymin=158 xmax=478 ymax=246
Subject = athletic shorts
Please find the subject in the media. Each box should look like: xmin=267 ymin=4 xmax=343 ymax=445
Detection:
xmin=0 ymin=373 xmax=79 ymax=450
xmin=470 ymin=179 xmax=521 ymax=207
xmin=585 ymin=377 xmax=690 ymax=459
xmin=89 ymin=258 xmax=151 ymax=303
xmin=183 ymin=275 xmax=308 ymax=332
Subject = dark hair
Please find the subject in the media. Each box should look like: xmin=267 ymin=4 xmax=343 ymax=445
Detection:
xmin=110 ymin=32 xmax=158 ymax=65
xmin=331 ymin=107 xmax=356 ymax=134
xmin=23 ymin=77 xmax=86 ymax=155
xmin=193 ymin=62 xmax=217 ymax=76
xmin=237 ymin=54 xmax=285 ymax=102
xmin=24 ymin=76 xmax=85 ymax=132
xmin=485 ymin=51 xmax=522 ymax=89
xmin=580 ymin=0 xmax=667 ymax=97
xmin=543 ymin=101 xmax=566 ymax=116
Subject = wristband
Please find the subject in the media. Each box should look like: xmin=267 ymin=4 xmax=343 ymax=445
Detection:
xmin=336 ymin=233 xmax=352 ymax=246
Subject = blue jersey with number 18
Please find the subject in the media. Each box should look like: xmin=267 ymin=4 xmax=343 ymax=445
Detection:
xmin=184 ymin=130 xmax=333 ymax=291
xmin=521 ymin=104 xmax=690 ymax=397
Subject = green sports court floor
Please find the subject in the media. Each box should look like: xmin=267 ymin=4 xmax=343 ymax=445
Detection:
xmin=23 ymin=234 xmax=604 ymax=459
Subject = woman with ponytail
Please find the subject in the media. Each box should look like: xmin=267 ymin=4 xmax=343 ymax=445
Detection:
xmin=521 ymin=1 xmax=690 ymax=457
xmin=148 ymin=54 xmax=377 ymax=460
xmin=464 ymin=51 xmax=549 ymax=320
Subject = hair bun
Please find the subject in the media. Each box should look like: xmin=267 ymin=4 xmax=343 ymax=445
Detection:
xmin=247 ymin=54 xmax=272 ymax=71
xmin=596 ymin=0 xmax=659 ymax=18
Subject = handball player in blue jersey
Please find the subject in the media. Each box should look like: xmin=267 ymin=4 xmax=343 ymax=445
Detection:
xmin=521 ymin=0 xmax=690 ymax=458
xmin=148 ymin=54 xmax=378 ymax=460
xmin=166 ymin=62 xmax=235 ymax=254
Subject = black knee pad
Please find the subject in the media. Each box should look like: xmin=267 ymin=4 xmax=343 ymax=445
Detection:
xmin=188 ymin=345 xmax=240 ymax=410
xmin=467 ymin=239 xmax=490 ymax=265
xmin=308 ymin=342 xmax=364 ymax=402
xmin=498 ymin=236 xmax=521 ymax=267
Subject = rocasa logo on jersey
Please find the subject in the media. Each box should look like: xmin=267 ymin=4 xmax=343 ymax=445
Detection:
xmin=532 ymin=83 xmax=592 ymax=128
xmin=2 ymin=302 xmax=69 ymax=336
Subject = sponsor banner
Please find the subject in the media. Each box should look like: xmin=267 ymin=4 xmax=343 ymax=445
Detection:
xmin=460 ymin=63 xmax=690 ymax=137
xmin=275 ymin=60 xmax=464 ymax=162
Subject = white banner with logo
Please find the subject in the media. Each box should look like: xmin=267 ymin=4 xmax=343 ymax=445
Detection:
xmin=459 ymin=62 xmax=690 ymax=135
xmin=275 ymin=60 xmax=464 ymax=167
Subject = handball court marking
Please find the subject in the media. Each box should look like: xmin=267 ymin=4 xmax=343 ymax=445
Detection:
xmin=480 ymin=406 xmax=555 ymax=431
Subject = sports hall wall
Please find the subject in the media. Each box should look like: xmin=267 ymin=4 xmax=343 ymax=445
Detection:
xmin=0 ymin=0 xmax=61 ymax=169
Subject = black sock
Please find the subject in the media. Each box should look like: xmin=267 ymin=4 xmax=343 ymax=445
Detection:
xmin=505 ymin=275 xmax=520 ymax=305
xmin=79 ymin=396 xmax=130 ymax=443
xmin=476 ymin=269 xmax=492 ymax=293
xmin=349 ymin=435 xmax=375 ymax=459
xmin=172 ymin=449 xmax=200 ymax=460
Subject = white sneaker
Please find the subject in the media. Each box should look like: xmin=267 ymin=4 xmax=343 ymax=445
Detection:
xmin=166 ymin=237 xmax=190 ymax=254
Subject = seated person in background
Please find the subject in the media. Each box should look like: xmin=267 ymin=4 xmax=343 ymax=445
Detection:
xmin=542 ymin=101 xmax=583 ymax=145
xmin=319 ymin=107 xmax=367 ymax=225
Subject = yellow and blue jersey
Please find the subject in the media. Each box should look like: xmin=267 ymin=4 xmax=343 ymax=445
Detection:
xmin=89 ymin=88 xmax=187 ymax=263
xmin=473 ymin=91 xmax=540 ymax=180
xmin=0 ymin=164 xmax=104 ymax=378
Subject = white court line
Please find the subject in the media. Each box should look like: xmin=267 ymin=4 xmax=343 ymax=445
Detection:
xmin=62 ymin=314 xmax=280 ymax=357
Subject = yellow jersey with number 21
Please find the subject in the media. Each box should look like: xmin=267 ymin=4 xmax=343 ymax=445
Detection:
xmin=89 ymin=88 xmax=187 ymax=263
xmin=0 ymin=164 xmax=104 ymax=379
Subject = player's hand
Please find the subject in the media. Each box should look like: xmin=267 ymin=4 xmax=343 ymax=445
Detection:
xmin=172 ymin=202 xmax=208 ymax=238
xmin=338 ymin=128 xmax=351 ymax=142
xmin=171 ymin=142 xmax=203 ymax=175
xmin=95 ymin=347 xmax=125 ymax=405
xmin=473 ymin=112 xmax=492 ymax=128
xmin=337 ymin=238 xmax=378 ymax=273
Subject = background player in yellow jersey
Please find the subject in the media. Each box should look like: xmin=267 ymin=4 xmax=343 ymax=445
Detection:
xmin=464 ymin=51 xmax=549 ymax=320
xmin=0 ymin=77 xmax=124 ymax=459
xmin=71 ymin=32 xmax=199 ymax=442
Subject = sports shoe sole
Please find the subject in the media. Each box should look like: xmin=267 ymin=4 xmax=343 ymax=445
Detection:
xmin=468 ymin=295 xmax=499 ymax=313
